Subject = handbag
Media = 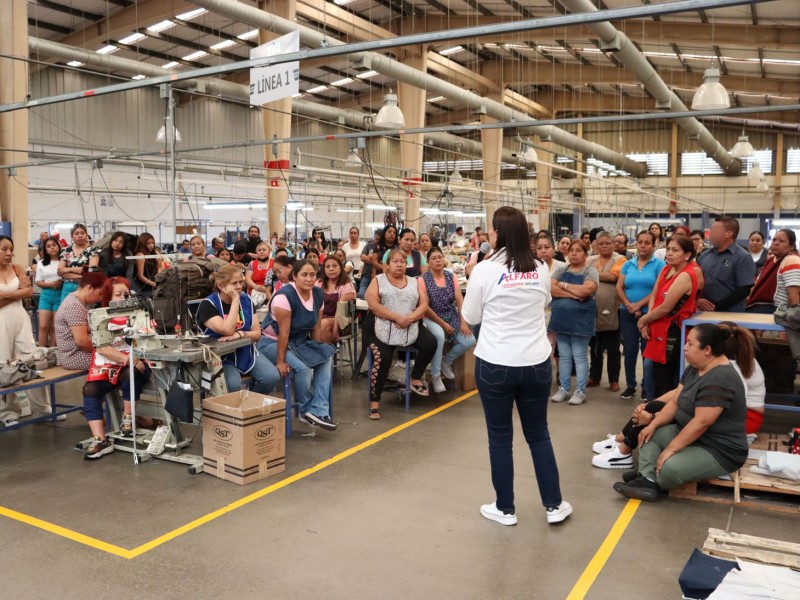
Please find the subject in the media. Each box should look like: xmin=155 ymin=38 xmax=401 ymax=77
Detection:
xmin=774 ymin=304 xmax=800 ymax=330
xmin=165 ymin=367 xmax=194 ymax=423
xmin=250 ymin=289 xmax=268 ymax=310
xmin=374 ymin=315 xmax=419 ymax=346
xmin=0 ymin=360 xmax=43 ymax=388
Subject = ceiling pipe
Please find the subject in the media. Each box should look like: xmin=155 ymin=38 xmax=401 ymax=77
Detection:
xmin=189 ymin=0 xmax=646 ymax=177
xmin=557 ymin=0 xmax=741 ymax=176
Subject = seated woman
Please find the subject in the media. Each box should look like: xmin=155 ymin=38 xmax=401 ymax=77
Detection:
xmin=0 ymin=236 xmax=53 ymax=426
xmin=365 ymin=249 xmax=438 ymax=420
xmin=196 ymin=265 xmax=280 ymax=396
xmin=55 ymin=268 xmax=108 ymax=372
xmin=332 ymin=248 xmax=356 ymax=286
xmin=257 ymin=260 xmax=337 ymax=431
xmin=183 ymin=235 xmax=208 ymax=263
xmin=315 ymin=255 xmax=356 ymax=344
xmin=266 ymin=254 xmax=292 ymax=299
xmin=99 ymin=231 xmax=129 ymax=278
xmin=245 ymin=241 xmax=272 ymax=308
xmin=422 ymin=246 xmax=475 ymax=393
xmin=81 ymin=277 xmax=152 ymax=460
xmin=612 ymin=324 xmax=748 ymax=502
xmin=591 ymin=321 xmax=765 ymax=470
xmin=35 ymin=236 xmax=64 ymax=348
xmin=216 ymin=247 xmax=234 ymax=264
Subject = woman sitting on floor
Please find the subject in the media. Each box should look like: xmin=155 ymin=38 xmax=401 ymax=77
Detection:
xmin=315 ymin=255 xmax=356 ymax=344
xmin=612 ymin=323 xmax=748 ymax=502
xmin=81 ymin=277 xmax=152 ymax=460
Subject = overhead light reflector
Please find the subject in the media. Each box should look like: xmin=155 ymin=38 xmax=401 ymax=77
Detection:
xmin=96 ymin=45 xmax=118 ymax=55
xmin=357 ymin=70 xmax=379 ymax=79
xmin=183 ymin=50 xmax=208 ymax=61
xmin=238 ymin=30 xmax=259 ymax=40
xmin=176 ymin=8 xmax=207 ymax=21
xmin=147 ymin=20 xmax=175 ymax=33
xmin=119 ymin=33 xmax=146 ymax=45
xmin=66 ymin=61 xmax=83 ymax=67
xmin=211 ymin=40 xmax=237 ymax=50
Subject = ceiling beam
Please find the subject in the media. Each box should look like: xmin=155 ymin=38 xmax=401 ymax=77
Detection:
xmin=32 ymin=0 xmax=103 ymax=22
xmin=28 ymin=18 xmax=72 ymax=36
xmin=297 ymin=0 xmax=395 ymax=42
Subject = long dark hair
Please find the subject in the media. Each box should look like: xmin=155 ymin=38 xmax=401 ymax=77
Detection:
xmin=718 ymin=321 xmax=757 ymax=379
xmin=312 ymin=227 xmax=329 ymax=251
xmin=491 ymin=206 xmax=538 ymax=272
xmin=101 ymin=232 xmax=127 ymax=266
xmin=321 ymin=255 xmax=349 ymax=288
xmin=378 ymin=225 xmax=398 ymax=251
xmin=134 ymin=232 xmax=158 ymax=275
xmin=41 ymin=237 xmax=62 ymax=266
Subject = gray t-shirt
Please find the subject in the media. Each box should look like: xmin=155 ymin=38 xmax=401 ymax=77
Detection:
xmin=675 ymin=364 xmax=748 ymax=473
xmin=551 ymin=264 xmax=600 ymax=292
xmin=361 ymin=241 xmax=375 ymax=278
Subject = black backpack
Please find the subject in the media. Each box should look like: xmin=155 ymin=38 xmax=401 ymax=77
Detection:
xmin=152 ymin=258 xmax=216 ymax=333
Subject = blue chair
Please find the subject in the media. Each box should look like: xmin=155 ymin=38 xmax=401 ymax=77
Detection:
xmin=283 ymin=369 xmax=335 ymax=437
xmin=366 ymin=345 xmax=418 ymax=411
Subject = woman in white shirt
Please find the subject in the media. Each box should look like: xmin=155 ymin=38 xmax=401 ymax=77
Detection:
xmin=462 ymin=206 xmax=572 ymax=527
xmin=35 ymin=236 xmax=64 ymax=347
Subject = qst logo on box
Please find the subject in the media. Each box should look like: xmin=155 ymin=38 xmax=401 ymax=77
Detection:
xmin=254 ymin=424 xmax=276 ymax=440
xmin=213 ymin=425 xmax=232 ymax=441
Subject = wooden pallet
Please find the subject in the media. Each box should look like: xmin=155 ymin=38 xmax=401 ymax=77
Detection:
xmin=703 ymin=528 xmax=800 ymax=569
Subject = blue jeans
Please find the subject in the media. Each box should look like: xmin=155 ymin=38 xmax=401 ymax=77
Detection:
xmin=257 ymin=337 xmax=333 ymax=418
xmin=619 ymin=309 xmax=650 ymax=393
xmin=423 ymin=318 xmax=476 ymax=377
xmin=475 ymin=357 xmax=563 ymax=511
xmin=556 ymin=334 xmax=590 ymax=392
xmin=223 ymin=349 xmax=281 ymax=396
xmin=357 ymin=274 xmax=372 ymax=300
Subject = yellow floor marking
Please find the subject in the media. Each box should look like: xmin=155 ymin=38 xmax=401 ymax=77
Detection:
xmin=565 ymin=499 xmax=641 ymax=599
xmin=0 ymin=391 xmax=477 ymax=560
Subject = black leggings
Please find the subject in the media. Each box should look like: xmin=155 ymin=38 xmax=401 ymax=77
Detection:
xmin=365 ymin=325 xmax=437 ymax=403
xmin=620 ymin=400 xmax=666 ymax=449
xmin=82 ymin=365 xmax=151 ymax=421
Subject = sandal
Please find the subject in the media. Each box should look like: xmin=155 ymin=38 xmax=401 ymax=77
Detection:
xmin=409 ymin=382 xmax=429 ymax=397
xmin=368 ymin=403 xmax=381 ymax=420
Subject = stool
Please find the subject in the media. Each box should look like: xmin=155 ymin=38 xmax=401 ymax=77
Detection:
xmin=366 ymin=344 xmax=417 ymax=411
xmin=282 ymin=369 xmax=335 ymax=437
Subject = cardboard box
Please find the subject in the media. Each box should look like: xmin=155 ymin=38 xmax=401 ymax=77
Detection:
xmin=202 ymin=392 xmax=286 ymax=485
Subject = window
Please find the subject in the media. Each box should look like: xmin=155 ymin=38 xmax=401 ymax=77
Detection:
xmin=586 ymin=153 xmax=668 ymax=177
xmin=681 ymin=149 xmax=772 ymax=175
xmin=785 ymin=148 xmax=800 ymax=174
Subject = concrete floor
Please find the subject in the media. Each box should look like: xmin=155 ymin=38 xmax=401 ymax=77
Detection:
xmin=1 ymin=365 xmax=798 ymax=600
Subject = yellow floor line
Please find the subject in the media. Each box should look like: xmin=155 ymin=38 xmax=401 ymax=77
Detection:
xmin=1 ymin=390 xmax=477 ymax=560
xmin=565 ymin=499 xmax=641 ymax=600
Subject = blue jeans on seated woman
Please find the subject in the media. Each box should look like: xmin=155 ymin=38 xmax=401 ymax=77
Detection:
xmin=475 ymin=357 xmax=563 ymax=512
xmin=223 ymin=350 xmax=281 ymax=396
xmin=556 ymin=333 xmax=590 ymax=393
xmin=423 ymin=318 xmax=476 ymax=377
xmin=257 ymin=337 xmax=333 ymax=418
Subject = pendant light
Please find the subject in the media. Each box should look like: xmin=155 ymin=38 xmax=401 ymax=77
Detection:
xmin=374 ymin=89 xmax=405 ymax=129
xmin=155 ymin=115 xmax=181 ymax=143
xmin=344 ymin=148 xmax=363 ymax=168
xmin=748 ymin=161 xmax=763 ymax=183
xmin=731 ymin=132 xmax=754 ymax=159
xmin=691 ymin=67 xmax=730 ymax=110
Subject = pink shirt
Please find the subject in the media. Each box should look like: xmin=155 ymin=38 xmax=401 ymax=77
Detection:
xmin=261 ymin=283 xmax=319 ymax=340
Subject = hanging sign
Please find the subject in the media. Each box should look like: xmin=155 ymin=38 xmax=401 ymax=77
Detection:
xmin=249 ymin=31 xmax=300 ymax=106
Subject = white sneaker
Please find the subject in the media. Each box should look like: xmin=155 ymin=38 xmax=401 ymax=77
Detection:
xmin=546 ymin=501 xmax=573 ymax=524
xmin=2 ymin=419 xmax=19 ymax=427
xmin=440 ymin=360 xmax=455 ymax=380
xmin=592 ymin=434 xmax=618 ymax=454
xmin=431 ymin=375 xmax=446 ymax=394
xmin=480 ymin=502 xmax=517 ymax=526
xmin=592 ymin=447 xmax=634 ymax=470
xmin=568 ymin=390 xmax=587 ymax=405
xmin=550 ymin=387 xmax=569 ymax=402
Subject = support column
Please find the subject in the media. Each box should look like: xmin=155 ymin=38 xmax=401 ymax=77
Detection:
xmin=397 ymin=45 xmax=427 ymax=230
xmin=574 ymin=117 xmax=585 ymax=233
xmin=670 ymin=121 xmax=679 ymax=214
xmin=0 ymin=0 xmax=29 ymax=244
xmin=260 ymin=0 xmax=295 ymax=240
xmin=481 ymin=94 xmax=504 ymax=227
xmin=774 ymin=132 xmax=784 ymax=214
xmin=535 ymin=136 xmax=553 ymax=232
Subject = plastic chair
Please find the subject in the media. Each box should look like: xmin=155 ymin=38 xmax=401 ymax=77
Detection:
xmin=333 ymin=300 xmax=358 ymax=379
xmin=282 ymin=368 xmax=335 ymax=437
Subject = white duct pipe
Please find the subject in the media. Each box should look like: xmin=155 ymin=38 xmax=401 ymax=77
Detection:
xmin=190 ymin=0 xmax=646 ymax=177
xmin=558 ymin=0 xmax=740 ymax=175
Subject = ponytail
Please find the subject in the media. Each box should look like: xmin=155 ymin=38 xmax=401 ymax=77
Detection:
xmin=718 ymin=321 xmax=757 ymax=379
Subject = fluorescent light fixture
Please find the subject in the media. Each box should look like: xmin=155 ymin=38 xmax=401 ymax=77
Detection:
xmin=54 ymin=223 xmax=76 ymax=229
xmin=336 ymin=209 xmax=363 ymax=213
xmin=331 ymin=77 xmax=353 ymax=86
xmin=306 ymin=85 xmax=328 ymax=94
xmin=421 ymin=208 xmax=442 ymax=215
xmin=119 ymin=32 xmax=146 ymax=45
xmin=66 ymin=61 xmax=83 ymax=67
xmin=211 ymin=40 xmax=237 ymax=50
xmin=162 ymin=61 xmax=179 ymax=69
xmin=132 ymin=74 xmax=146 ymax=80
xmin=357 ymin=70 xmax=379 ymax=79
xmin=287 ymin=202 xmax=312 ymax=211
xmin=365 ymin=222 xmax=385 ymax=228
xmin=147 ymin=20 xmax=175 ymax=33
xmin=427 ymin=96 xmax=446 ymax=103
xmin=238 ymin=29 xmax=259 ymax=40
xmin=96 ymin=45 xmax=118 ymax=55
xmin=183 ymin=50 xmax=208 ymax=61
xmin=366 ymin=204 xmax=397 ymax=210
xmin=176 ymin=8 xmax=207 ymax=21
xmin=204 ymin=203 xmax=259 ymax=210
xmin=291 ymin=93 xmax=304 ymax=98
xmin=439 ymin=45 xmax=464 ymax=56
xmin=772 ymin=220 xmax=800 ymax=227
xmin=334 ymin=0 xmax=358 ymax=5
xmin=118 ymin=221 xmax=147 ymax=227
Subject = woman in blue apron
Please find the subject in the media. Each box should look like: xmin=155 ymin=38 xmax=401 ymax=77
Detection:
xmin=257 ymin=260 xmax=337 ymax=431
xmin=197 ymin=265 xmax=280 ymax=395
xmin=549 ymin=240 xmax=599 ymax=405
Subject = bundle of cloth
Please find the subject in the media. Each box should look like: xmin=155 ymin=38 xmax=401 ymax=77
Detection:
xmin=749 ymin=450 xmax=800 ymax=482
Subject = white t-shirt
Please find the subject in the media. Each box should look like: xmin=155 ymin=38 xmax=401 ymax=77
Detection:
xmin=731 ymin=360 xmax=766 ymax=409
xmin=462 ymin=249 xmax=552 ymax=367
xmin=35 ymin=260 xmax=61 ymax=283
xmin=344 ymin=240 xmax=366 ymax=272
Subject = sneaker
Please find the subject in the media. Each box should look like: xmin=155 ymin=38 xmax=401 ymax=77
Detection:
xmin=440 ymin=360 xmax=455 ymax=380
xmin=620 ymin=387 xmax=637 ymax=400
xmin=2 ymin=418 xmax=19 ymax=427
xmin=480 ymin=502 xmax=517 ymax=526
xmin=568 ymin=390 xmax=587 ymax=405
xmin=120 ymin=413 xmax=133 ymax=437
xmin=592 ymin=434 xmax=618 ymax=454
xmin=431 ymin=375 xmax=446 ymax=394
xmin=298 ymin=413 xmax=314 ymax=427
xmin=613 ymin=477 xmax=661 ymax=502
xmin=592 ymin=447 xmax=634 ymax=470
xmin=622 ymin=470 xmax=640 ymax=483
xmin=84 ymin=436 xmax=114 ymax=460
xmin=546 ymin=501 xmax=573 ymax=524
xmin=303 ymin=412 xmax=337 ymax=431
xmin=550 ymin=387 xmax=569 ymax=402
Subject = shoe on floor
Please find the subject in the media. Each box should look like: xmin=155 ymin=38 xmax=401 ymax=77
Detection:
xmin=592 ymin=434 xmax=618 ymax=454
xmin=609 ymin=383 xmax=620 ymax=392
xmin=619 ymin=387 xmax=637 ymax=400
xmin=120 ymin=413 xmax=133 ymax=436
xmin=586 ymin=379 xmax=600 ymax=387
xmin=32 ymin=412 xmax=67 ymax=422
xmin=568 ymin=390 xmax=586 ymax=405
xmin=613 ymin=477 xmax=661 ymax=502
xmin=303 ymin=413 xmax=337 ymax=431
xmin=84 ymin=436 xmax=114 ymax=460
xmin=546 ymin=501 xmax=573 ymax=524
xmin=431 ymin=375 xmax=446 ymax=394
xmin=550 ymin=387 xmax=569 ymax=403
xmin=592 ymin=447 xmax=634 ymax=469
xmin=409 ymin=382 xmax=429 ymax=397
xmin=2 ymin=419 xmax=20 ymax=427
xmin=622 ymin=470 xmax=640 ymax=483
xmin=480 ymin=502 xmax=517 ymax=526
xmin=440 ymin=360 xmax=455 ymax=380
